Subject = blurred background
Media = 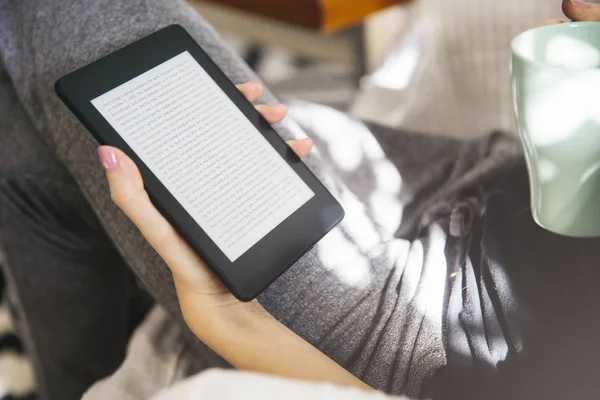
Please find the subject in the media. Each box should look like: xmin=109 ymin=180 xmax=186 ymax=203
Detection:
xmin=188 ymin=0 xmax=556 ymax=138
xmin=191 ymin=0 xmax=410 ymax=111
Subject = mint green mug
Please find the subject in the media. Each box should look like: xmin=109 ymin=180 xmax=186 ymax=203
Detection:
xmin=512 ymin=21 xmax=600 ymax=237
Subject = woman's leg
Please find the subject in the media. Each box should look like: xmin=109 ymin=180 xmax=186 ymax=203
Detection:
xmin=0 ymin=66 xmax=137 ymax=399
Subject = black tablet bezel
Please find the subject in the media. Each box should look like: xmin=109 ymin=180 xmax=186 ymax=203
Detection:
xmin=55 ymin=24 xmax=344 ymax=301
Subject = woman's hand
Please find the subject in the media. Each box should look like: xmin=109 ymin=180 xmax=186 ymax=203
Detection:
xmin=537 ymin=1 xmax=600 ymax=27
xmin=541 ymin=1 xmax=600 ymax=26
xmin=97 ymin=81 xmax=313 ymax=328
xmin=562 ymin=0 xmax=600 ymax=20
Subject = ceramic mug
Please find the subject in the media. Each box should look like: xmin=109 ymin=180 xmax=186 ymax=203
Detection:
xmin=512 ymin=21 xmax=600 ymax=237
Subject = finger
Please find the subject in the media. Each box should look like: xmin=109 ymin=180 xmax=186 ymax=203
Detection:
xmin=255 ymin=104 xmax=287 ymax=124
xmin=236 ymin=82 xmax=263 ymax=103
xmin=563 ymin=0 xmax=600 ymax=21
xmin=286 ymin=138 xmax=314 ymax=158
xmin=97 ymin=146 xmax=206 ymax=279
xmin=537 ymin=18 xmax=569 ymax=27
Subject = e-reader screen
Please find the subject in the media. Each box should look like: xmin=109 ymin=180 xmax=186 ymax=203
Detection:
xmin=91 ymin=51 xmax=315 ymax=261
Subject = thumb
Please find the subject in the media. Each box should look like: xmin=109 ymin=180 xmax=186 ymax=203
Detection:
xmin=563 ymin=0 xmax=600 ymax=21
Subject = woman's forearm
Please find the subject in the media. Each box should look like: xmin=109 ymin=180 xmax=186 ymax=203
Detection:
xmin=184 ymin=299 xmax=371 ymax=391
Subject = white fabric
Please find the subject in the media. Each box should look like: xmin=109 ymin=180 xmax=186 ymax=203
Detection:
xmin=351 ymin=0 xmax=559 ymax=138
xmin=151 ymin=369 xmax=406 ymax=400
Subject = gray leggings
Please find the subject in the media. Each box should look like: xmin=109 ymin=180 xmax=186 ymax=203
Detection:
xmin=0 ymin=1 xmax=521 ymax=399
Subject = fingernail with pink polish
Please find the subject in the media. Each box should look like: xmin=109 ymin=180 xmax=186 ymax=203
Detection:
xmin=572 ymin=0 xmax=592 ymax=8
xmin=98 ymin=146 xmax=118 ymax=172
